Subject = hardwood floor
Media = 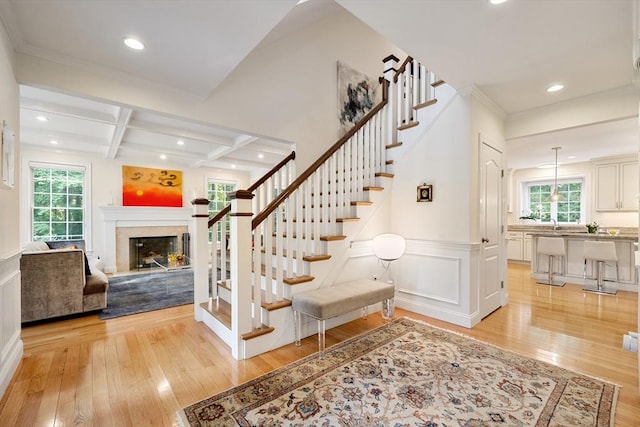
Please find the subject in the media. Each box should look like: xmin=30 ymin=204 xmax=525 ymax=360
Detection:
xmin=1 ymin=263 xmax=638 ymax=426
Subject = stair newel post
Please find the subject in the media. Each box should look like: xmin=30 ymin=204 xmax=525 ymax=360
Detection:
xmin=191 ymin=198 xmax=211 ymax=322
xmin=229 ymin=190 xmax=254 ymax=360
xmin=383 ymin=55 xmax=399 ymax=170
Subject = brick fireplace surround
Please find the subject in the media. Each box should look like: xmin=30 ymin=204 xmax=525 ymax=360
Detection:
xmin=100 ymin=206 xmax=194 ymax=274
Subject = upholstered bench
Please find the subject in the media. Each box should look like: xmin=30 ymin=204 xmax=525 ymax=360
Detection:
xmin=292 ymin=279 xmax=395 ymax=358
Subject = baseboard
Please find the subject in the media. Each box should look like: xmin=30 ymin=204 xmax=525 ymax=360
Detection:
xmin=0 ymin=333 xmax=23 ymax=399
xmin=396 ymin=297 xmax=479 ymax=328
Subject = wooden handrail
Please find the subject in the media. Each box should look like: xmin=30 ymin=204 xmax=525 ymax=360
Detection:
xmin=208 ymin=150 xmax=296 ymax=228
xmin=393 ymin=56 xmax=413 ymax=82
xmin=252 ymin=78 xmax=389 ymax=230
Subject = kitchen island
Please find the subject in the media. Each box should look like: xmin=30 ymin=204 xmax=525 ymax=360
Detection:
xmin=523 ymin=228 xmax=638 ymax=292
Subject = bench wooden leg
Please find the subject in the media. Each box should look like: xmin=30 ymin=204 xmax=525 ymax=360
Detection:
xmin=318 ymin=319 xmax=326 ymax=359
xmin=293 ymin=310 xmax=301 ymax=347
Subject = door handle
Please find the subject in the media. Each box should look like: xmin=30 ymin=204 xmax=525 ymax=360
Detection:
xmin=482 ymin=237 xmax=489 ymax=243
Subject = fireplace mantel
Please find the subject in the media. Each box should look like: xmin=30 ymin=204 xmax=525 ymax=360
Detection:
xmin=100 ymin=206 xmax=194 ymax=273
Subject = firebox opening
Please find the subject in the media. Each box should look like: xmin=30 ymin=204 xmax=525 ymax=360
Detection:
xmin=129 ymin=235 xmax=178 ymax=271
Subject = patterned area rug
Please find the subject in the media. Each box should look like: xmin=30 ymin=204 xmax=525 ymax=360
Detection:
xmin=177 ymin=318 xmax=618 ymax=426
xmin=99 ymin=269 xmax=193 ymax=319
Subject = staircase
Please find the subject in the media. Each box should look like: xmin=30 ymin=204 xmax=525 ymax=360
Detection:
xmin=191 ymin=55 xmax=456 ymax=359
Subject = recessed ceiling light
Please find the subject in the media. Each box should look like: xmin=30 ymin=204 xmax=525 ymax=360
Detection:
xmin=123 ymin=37 xmax=145 ymax=51
xmin=49 ymin=140 xmax=58 ymax=145
xmin=258 ymin=153 xmax=264 ymax=159
xmin=231 ymin=164 xmax=236 ymax=169
xmin=489 ymin=0 xmax=508 ymax=4
xmin=176 ymin=139 xmax=185 ymax=146
xmin=160 ymin=154 xmax=167 ymax=160
xmin=36 ymin=115 xmax=49 ymax=122
xmin=568 ymin=155 xmax=576 ymax=160
xmin=547 ymin=84 xmax=564 ymax=93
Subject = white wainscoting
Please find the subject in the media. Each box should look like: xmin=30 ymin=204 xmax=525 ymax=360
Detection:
xmin=0 ymin=251 xmax=24 ymax=399
xmin=337 ymin=239 xmax=481 ymax=328
xmin=396 ymin=240 xmax=481 ymax=327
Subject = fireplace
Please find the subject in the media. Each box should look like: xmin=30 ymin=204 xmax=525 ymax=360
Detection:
xmin=100 ymin=206 xmax=193 ymax=273
xmin=129 ymin=235 xmax=178 ymax=270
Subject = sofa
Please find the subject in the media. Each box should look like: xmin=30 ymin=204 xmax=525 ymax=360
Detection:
xmin=20 ymin=240 xmax=109 ymax=323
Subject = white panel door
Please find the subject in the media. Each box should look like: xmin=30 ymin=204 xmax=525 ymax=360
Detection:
xmin=479 ymin=138 xmax=503 ymax=319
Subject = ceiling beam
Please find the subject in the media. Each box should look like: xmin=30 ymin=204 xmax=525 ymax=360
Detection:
xmin=126 ymin=119 xmax=236 ymax=147
xmin=107 ymin=107 xmax=132 ymax=159
xmin=21 ymin=97 xmax=116 ymax=123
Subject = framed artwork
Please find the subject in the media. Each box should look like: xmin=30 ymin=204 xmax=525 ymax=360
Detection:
xmin=417 ymin=184 xmax=432 ymax=202
xmin=337 ymin=61 xmax=380 ymax=136
xmin=1 ymin=121 xmax=15 ymax=190
xmin=122 ymin=165 xmax=183 ymax=207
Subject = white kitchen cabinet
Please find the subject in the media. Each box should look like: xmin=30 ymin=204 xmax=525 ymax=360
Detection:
xmin=523 ymin=236 xmax=532 ymax=261
xmin=594 ymin=158 xmax=638 ymax=211
xmin=506 ymin=231 xmax=524 ymax=260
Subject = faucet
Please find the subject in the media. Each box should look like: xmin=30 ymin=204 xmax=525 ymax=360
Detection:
xmin=551 ymin=219 xmax=558 ymax=230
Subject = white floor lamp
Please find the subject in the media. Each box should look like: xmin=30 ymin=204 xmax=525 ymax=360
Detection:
xmin=372 ymin=233 xmax=406 ymax=319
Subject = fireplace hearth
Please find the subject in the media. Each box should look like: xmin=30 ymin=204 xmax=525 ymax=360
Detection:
xmin=129 ymin=236 xmax=178 ymax=270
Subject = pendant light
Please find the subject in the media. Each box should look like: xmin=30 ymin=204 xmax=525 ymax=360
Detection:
xmin=549 ymin=146 xmax=561 ymax=202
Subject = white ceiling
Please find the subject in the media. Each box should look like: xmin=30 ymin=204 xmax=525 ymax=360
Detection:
xmin=0 ymin=0 xmax=638 ymax=172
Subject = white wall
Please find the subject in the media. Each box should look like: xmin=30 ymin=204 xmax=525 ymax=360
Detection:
xmin=381 ymin=87 xmax=506 ymax=327
xmin=0 ymin=18 xmax=23 ymax=399
xmin=390 ymin=91 xmax=471 ymax=242
xmin=19 ymin=148 xmax=250 ymax=260
xmin=507 ymin=158 xmax=639 ymax=228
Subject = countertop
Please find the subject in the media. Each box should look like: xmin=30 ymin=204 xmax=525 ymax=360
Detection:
xmin=508 ymin=224 xmax=638 ymax=241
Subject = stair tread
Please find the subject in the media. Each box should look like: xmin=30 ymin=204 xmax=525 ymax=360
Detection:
xmin=200 ymin=299 xmax=231 ymax=329
xmin=386 ymin=142 xmax=403 ymax=149
xmin=261 ymin=297 xmax=292 ymax=311
xmin=276 ymin=233 xmax=346 ymax=241
xmin=241 ymin=324 xmax=275 ymax=340
xmin=375 ymin=172 xmax=394 ymax=178
xmin=363 ymin=186 xmax=384 ymax=191
xmin=286 ymin=217 xmax=358 ymax=223
xmin=336 ymin=217 xmax=360 ymax=222
xmin=414 ymin=99 xmax=438 ymax=110
xmin=261 ymin=247 xmax=332 ymax=262
xmin=432 ymin=79 xmax=445 ymax=87
xmin=398 ymin=121 xmax=419 ymax=131
xmin=351 ymin=201 xmax=373 ymax=206
xmin=284 ymin=275 xmax=315 ymax=285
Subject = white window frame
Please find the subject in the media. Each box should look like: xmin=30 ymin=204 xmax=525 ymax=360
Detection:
xmin=21 ymin=158 xmax=93 ymax=248
xmin=206 ymin=178 xmax=237 ymax=243
xmin=520 ymin=176 xmax=585 ymax=224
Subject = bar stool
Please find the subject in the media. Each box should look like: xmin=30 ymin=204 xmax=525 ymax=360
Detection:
xmin=583 ymin=240 xmax=618 ymax=295
xmin=536 ymin=237 xmax=566 ymax=286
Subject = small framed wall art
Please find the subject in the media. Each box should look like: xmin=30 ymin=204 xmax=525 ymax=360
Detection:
xmin=417 ymin=184 xmax=432 ymax=202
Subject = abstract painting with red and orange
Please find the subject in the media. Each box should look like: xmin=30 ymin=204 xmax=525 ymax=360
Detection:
xmin=122 ymin=165 xmax=183 ymax=207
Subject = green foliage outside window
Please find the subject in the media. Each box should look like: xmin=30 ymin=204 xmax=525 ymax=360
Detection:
xmin=207 ymin=181 xmax=236 ymax=243
xmin=525 ymin=181 xmax=582 ymax=224
xmin=32 ymin=167 xmax=85 ymax=241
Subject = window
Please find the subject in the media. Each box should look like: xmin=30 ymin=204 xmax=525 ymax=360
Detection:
xmin=207 ymin=180 xmax=236 ymax=242
xmin=31 ymin=165 xmax=86 ymax=241
xmin=523 ymin=178 xmax=583 ymax=224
